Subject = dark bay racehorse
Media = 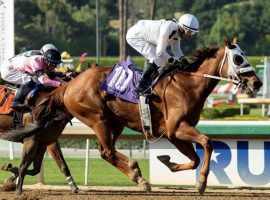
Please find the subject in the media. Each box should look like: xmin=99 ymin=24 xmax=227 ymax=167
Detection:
xmin=5 ymin=38 xmax=262 ymax=194
xmin=0 ymin=93 xmax=79 ymax=194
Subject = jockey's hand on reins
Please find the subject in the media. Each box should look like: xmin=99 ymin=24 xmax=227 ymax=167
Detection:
xmin=168 ymin=57 xmax=181 ymax=66
xmin=180 ymin=56 xmax=189 ymax=66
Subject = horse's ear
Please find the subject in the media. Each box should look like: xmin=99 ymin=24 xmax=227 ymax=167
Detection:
xmin=224 ymin=37 xmax=236 ymax=49
xmin=233 ymin=37 xmax=238 ymax=44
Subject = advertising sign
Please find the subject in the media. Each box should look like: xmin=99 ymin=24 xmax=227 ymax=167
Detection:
xmin=150 ymin=139 xmax=270 ymax=187
xmin=0 ymin=0 xmax=14 ymax=64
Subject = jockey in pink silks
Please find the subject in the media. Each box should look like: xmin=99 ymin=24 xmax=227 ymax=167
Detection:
xmin=0 ymin=48 xmax=64 ymax=110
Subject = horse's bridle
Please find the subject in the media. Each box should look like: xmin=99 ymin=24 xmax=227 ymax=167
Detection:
xmin=181 ymin=45 xmax=254 ymax=90
xmin=218 ymin=45 xmax=255 ymax=84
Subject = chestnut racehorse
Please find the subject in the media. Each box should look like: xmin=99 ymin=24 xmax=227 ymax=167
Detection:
xmin=5 ymin=38 xmax=262 ymax=194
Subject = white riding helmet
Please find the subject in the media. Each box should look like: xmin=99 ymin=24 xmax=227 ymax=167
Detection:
xmin=178 ymin=14 xmax=199 ymax=34
xmin=40 ymin=44 xmax=58 ymax=54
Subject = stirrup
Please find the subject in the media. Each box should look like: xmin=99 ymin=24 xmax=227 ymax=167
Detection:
xmin=10 ymin=101 xmax=26 ymax=110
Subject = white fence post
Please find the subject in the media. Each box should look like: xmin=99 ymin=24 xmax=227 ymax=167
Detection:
xmin=9 ymin=142 xmax=14 ymax=160
xmin=84 ymin=139 xmax=90 ymax=185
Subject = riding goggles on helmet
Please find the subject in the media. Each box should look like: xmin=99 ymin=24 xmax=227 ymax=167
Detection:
xmin=182 ymin=25 xmax=197 ymax=35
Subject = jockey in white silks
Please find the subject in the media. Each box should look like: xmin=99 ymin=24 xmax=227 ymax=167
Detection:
xmin=126 ymin=14 xmax=199 ymax=94
xmin=0 ymin=47 xmax=64 ymax=110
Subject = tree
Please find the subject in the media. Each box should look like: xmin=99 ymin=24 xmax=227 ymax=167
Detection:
xmin=119 ymin=0 xmax=128 ymax=60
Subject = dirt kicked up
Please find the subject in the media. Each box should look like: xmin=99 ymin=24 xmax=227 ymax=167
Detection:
xmin=1 ymin=185 xmax=270 ymax=200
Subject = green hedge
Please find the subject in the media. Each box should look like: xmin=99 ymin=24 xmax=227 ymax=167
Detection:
xmin=58 ymin=138 xmax=148 ymax=149
xmin=201 ymin=105 xmax=250 ymax=119
xmin=72 ymin=56 xmax=268 ymax=71
xmin=0 ymin=56 xmax=267 ymax=81
xmin=73 ymin=56 xmax=145 ymax=71
xmin=248 ymin=56 xmax=269 ymax=67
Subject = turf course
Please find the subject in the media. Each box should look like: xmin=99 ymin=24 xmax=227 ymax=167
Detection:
xmin=0 ymin=158 xmax=149 ymax=186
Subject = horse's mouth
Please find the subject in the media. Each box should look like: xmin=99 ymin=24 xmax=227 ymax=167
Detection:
xmin=240 ymin=84 xmax=258 ymax=97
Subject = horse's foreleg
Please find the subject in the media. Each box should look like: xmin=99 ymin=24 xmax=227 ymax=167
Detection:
xmin=172 ymin=121 xmax=213 ymax=195
xmin=157 ymin=140 xmax=200 ymax=172
xmin=24 ymin=145 xmax=46 ymax=177
xmin=16 ymin=139 xmax=37 ymax=195
xmin=47 ymin=141 xmax=79 ymax=193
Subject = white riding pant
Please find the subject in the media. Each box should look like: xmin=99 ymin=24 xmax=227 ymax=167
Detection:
xmin=0 ymin=60 xmax=32 ymax=85
xmin=126 ymin=26 xmax=166 ymax=67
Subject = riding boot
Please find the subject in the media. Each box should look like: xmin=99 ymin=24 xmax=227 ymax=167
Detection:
xmin=135 ymin=63 xmax=157 ymax=94
xmin=10 ymin=81 xmax=34 ymax=110
xmin=25 ymin=82 xmax=41 ymax=105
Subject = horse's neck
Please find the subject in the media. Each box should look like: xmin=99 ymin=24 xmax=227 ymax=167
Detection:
xmin=195 ymin=48 xmax=225 ymax=97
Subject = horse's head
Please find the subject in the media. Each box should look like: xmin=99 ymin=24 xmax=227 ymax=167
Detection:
xmin=220 ymin=37 xmax=262 ymax=96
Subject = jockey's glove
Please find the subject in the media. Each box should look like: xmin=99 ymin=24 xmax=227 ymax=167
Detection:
xmin=179 ymin=56 xmax=189 ymax=66
xmin=168 ymin=57 xmax=181 ymax=66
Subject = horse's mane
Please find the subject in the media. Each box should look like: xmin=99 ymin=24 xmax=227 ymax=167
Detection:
xmin=34 ymin=84 xmax=68 ymax=121
xmin=186 ymin=46 xmax=219 ymax=72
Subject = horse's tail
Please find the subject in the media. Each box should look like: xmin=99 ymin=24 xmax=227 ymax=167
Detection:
xmin=0 ymin=123 xmax=43 ymax=142
xmin=0 ymin=85 xmax=68 ymax=143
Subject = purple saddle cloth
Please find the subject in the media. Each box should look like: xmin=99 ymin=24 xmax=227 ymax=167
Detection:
xmin=101 ymin=61 xmax=142 ymax=104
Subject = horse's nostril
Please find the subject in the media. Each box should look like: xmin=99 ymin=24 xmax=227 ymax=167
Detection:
xmin=253 ymin=80 xmax=262 ymax=89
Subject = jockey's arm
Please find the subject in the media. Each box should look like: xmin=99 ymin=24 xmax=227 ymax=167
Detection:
xmin=171 ymin=39 xmax=184 ymax=60
xmin=155 ymin=24 xmax=172 ymax=66
xmin=34 ymin=70 xmax=62 ymax=87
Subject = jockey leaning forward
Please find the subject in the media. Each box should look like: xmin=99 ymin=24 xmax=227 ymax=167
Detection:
xmin=0 ymin=47 xmax=64 ymax=110
xmin=18 ymin=43 xmax=58 ymax=57
xmin=126 ymin=13 xmax=199 ymax=94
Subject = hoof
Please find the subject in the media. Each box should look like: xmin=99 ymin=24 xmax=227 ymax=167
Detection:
xmin=138 ymin=177 xmax=151 ymax=192
xmin=0 ymin=179 xmax=16 ymax=191
xmin=157 ymin=155 xmax=170 ymax=163
xmin=72 ymin=187 xmax=80 ymax=194
xmin=196 ymin=181 xmax=206 ymax=195
xmin=76 ymin=189 xmax=86 ymax=194
xmin=1 ymin=163 xmax=12 ymax=171
xmin=15 ymin=189 xmax=23 ymax=195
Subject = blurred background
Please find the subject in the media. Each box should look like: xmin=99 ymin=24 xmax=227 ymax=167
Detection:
xmin=11 ymin=0 xmax=270 ymax=57
xmin=1 ymin=0 xmax=270 ymax=187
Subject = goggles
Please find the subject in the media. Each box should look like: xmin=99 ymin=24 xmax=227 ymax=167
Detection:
xmin=182 ymin=27 xmax=196 ymax=35
xmin=44 ymin=59 xmax=59 ymax=68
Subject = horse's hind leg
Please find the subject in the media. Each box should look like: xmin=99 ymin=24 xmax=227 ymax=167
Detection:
xmin=47 ymin=141 xmax=79 ymax=193
xmin=1 ymin=163 xmax=19 ymax=180
xmin=98 ymin=144 xmax=151 ymax=192
xmin=95 ymin=122 xmax=151 ymax=192
xmin=157 ymin=140 xmax=200 ymax=172
xmin=0 ymin=163 xmax=18 ymax=191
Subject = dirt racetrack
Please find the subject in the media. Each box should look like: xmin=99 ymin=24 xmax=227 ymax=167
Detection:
xmin=1 ymin=185 xmax=270 ymax=200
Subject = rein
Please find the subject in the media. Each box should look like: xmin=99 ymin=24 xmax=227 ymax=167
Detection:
xmin=181 ymin=71 xmax=240 ymax=84
xmin=178 ymin=46 xmax=252 ymax=87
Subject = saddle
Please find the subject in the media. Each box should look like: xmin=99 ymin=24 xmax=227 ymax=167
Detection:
xmin=0 ymin=85 xmax=33 ymax=127
xmin=101 ymin=58 xmax=197 ymax=103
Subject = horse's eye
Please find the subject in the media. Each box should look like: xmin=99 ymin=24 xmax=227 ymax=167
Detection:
xmin=233 ymin=54 xmax=244 ymax=66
